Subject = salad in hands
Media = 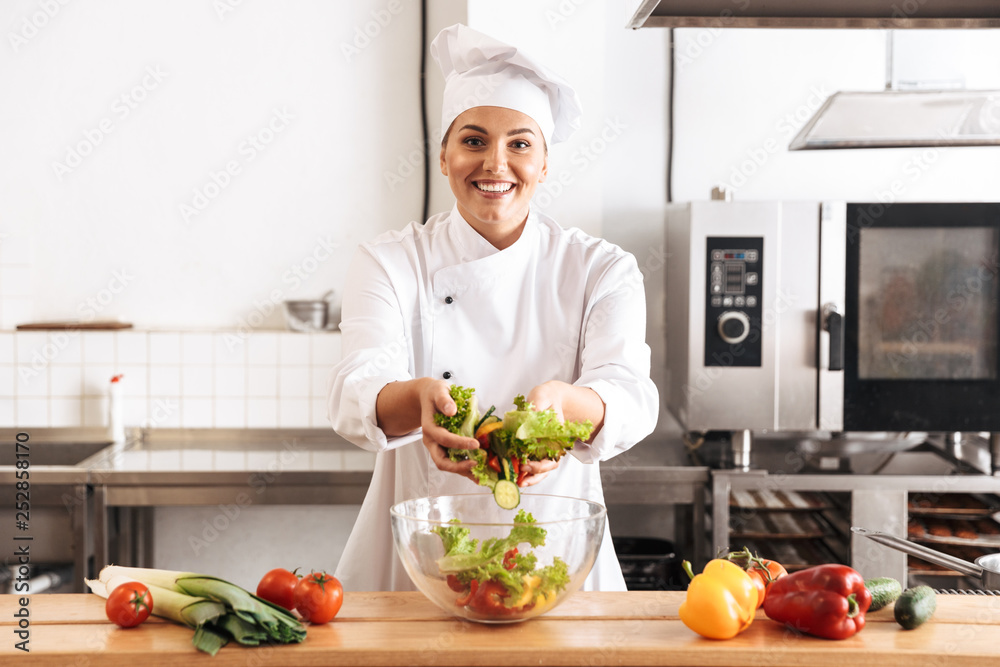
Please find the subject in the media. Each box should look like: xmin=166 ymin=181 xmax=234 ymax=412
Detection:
xmin=434 ymin=385 xmax=594 ymax=509
xmin=432 ymin=510 xmax=570 ymax=618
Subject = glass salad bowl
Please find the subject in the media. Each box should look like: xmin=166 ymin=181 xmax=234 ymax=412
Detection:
xmin=390 ymin=493 xmax=606 ymax=623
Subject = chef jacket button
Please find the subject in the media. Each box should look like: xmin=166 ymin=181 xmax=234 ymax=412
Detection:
xmin=445 ymin=296 xmax=454 ymax=304
xmin=443 ymin=371 xmax=452 ymax=379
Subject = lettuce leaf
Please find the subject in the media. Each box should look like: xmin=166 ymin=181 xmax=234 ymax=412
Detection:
xmin=440 ymin=388 xmax=594 ymax=487
xmin=433 ymin=385 xmax=479 ymax=437
xmin=497 ymin=395 xmax=593 ymax=461
xmin=431 ymin=510 xmax=569 ymax=603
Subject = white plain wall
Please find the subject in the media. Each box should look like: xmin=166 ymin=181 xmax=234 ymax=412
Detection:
xmin=672 ymin=28 xmax=1000 ymax=203
xmin=1 ymin=0 xmax=425 ymax=329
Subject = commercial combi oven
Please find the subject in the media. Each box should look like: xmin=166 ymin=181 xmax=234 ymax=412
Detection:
xmin=665 ymin=201 xmax=1000 ymax=441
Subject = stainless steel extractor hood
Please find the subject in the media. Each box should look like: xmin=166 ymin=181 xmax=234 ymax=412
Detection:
xmin=627 ymin=0 xmax=1000 ymax=29
xmin=788 ymin=89 xmax=1000 ymax=149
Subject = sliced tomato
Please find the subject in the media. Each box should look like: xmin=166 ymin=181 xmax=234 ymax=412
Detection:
xmin=487 ymin=453 xmax=503 ymax=474
xmin=502 ymin=548 xmax=519 ymax=570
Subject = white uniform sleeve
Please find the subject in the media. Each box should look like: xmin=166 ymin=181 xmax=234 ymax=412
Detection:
xmin=572 ymin=252 xmax=659 ymax=463
xmin=327 ymin=245 xmax=422 ymax=453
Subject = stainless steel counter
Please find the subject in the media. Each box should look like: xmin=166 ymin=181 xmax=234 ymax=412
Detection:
xmin=0 ymin=428 xmax=709 ymax=592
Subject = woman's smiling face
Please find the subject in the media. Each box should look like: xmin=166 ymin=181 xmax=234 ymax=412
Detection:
xmin=440 ymin=106 xmax=548 ymax=249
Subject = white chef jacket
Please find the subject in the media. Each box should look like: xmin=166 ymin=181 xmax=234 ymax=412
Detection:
xmin=328 ymin=205 xmax=658 ymax=592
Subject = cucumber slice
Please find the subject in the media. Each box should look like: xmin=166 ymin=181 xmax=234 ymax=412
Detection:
xmin=493 ymin=480 xmax=520 ymax=509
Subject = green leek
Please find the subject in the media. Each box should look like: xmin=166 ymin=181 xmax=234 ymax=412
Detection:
xmin=86 ymin=565 xmax=306 ymax=656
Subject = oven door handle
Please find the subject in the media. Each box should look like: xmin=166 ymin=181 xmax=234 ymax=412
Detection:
xmin=823 ymin=303 xmax=844 ymax=372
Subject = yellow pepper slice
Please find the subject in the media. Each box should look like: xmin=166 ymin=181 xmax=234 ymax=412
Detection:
xmin=679 ymin=559 xmax=758 ymax=640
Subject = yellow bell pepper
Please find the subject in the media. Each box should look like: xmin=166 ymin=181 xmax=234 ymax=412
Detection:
xmin=679 ymin=559 xmax=758 ymax=640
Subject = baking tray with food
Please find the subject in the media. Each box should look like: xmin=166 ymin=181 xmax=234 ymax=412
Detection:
xmin=908 ymin=492 xmax=1000 ymax=517
xmin=907 ymin=514 xmax=1000 ymax=548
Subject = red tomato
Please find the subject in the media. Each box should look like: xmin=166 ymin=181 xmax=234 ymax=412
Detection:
xmin=256 ymin=568 xmax=300 ymax=610
xmin=105 ymin=582 xmax=153 ymax=628
xmin=446 ymin=574 xmax=466 ymax=593
xmin=746 ymin=559 xmax=788 ymax=608
xmin=502 ymin=548 xmax=519 ymax=570
xmin=293 ymin=572 xmax=344 ymax=624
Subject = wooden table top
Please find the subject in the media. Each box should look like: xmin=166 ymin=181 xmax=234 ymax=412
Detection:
xmin=2 ymin=591 xmax=999 ymax=666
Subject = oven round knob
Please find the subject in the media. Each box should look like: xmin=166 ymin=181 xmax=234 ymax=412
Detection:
xmin=718 ymin=311 xmax=751 ymax=344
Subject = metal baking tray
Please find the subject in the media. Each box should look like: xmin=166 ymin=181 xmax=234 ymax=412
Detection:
xmin=729 ymin=489 xmax=834 ymax=511
xmin=730 ymin=510 xmax=828 ymax=539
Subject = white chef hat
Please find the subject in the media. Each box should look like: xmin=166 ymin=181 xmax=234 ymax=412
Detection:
xmin=430 ymin=23 xmax=583 ymax=146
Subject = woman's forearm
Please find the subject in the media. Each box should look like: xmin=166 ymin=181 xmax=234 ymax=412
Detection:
xmin=376 ymin=377 xmax=434 ymax=437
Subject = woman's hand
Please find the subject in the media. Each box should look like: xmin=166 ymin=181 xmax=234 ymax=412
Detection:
xmin=518 ymin=380 xmax=606 ymax=486
xmin=376 ymin=378 xmax=480 ymax=482
xmin=418 ymin=380 xmax=480 ymax=481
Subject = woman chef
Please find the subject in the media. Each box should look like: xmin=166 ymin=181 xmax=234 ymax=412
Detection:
xmin=328 ymin=24 xmax=658 ymax=592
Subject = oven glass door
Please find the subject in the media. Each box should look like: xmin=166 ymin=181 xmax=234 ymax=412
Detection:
xmin=844 ymin=202 xmax=1000 ymax=431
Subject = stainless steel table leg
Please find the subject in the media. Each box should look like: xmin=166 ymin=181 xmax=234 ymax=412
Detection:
xmin=711 ymin=473 xmax=731 ymax=557
xmin=93 ymin=485 xmax=107 ymax=577
xmin=851 ymin=489 xmax=907 ymax=583
xmin=71 ymin=484 xmax=88 ymax=593
xmin=135 ymin=507 xmax=154 ymax=567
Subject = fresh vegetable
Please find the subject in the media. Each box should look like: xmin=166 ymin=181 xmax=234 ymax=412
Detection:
xmin=105 ymin=582 xmax=153 ymax=628
xmin=865 ymin=577 xmax=903 ymax=612
xmin=293 ymin=572 xmax=344 ymax=624
xmin=436 ymin=385 xmax=593 ymax=505
xmin=256 ymin=568 xmax=300 ymax=611
xmin=86 ymin=565 xmax=306 ymax=656
xmin=722 ymin=547 xmax=787 ymax=608
xmin=431 ymin=509 xmax=570 ymax=617
xmin=894 ymin=585 xmax=936 ymax=630
xmin=679 ymin=559 xmax=758 ymax=640
xmin=434 ymin=384 xmax=479 ymax=437
xmin=494 ymin=458 xmax=521 ymax=509
xmin=763 ymin=563 xmax=872 ymax=640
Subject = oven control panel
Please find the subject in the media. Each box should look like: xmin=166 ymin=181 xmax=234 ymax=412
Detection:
xmin=704 ymin=236 xmax=763 ymax=367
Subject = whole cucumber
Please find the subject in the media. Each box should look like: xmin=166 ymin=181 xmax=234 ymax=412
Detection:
xmin=894 ymin=585 xmax=937 ymax=630
xmin=865 ymin=577 xmax=903 ymax=612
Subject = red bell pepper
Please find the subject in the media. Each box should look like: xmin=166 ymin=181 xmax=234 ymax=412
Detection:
xmin=762 ymin=564 xmax=872 ymax=640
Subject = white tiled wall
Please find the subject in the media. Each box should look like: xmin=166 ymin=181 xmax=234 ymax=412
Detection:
xmin=0 ymin=330 xmax=341 ymax=429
